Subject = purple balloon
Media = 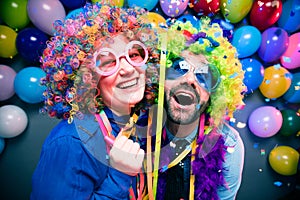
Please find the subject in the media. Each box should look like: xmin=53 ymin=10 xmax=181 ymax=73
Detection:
xmin=248 ymin=106 xmax=283 ymax=138
xmin=160 ymin=0 xmax=189 ymax=17
xmin=27 ymin=0 xmax=66 ymax=35
xmin=258 ymin=27 xmax=289 ymax=63
xmin=0 ymin=65 xmax=16 ymax=101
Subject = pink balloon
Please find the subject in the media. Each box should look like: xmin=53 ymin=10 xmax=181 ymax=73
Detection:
xmin=248 ymin=106 xmax=283 ymax=138
xmin=280 ymin=32 xmax=300 ymax=70
xmin=27 ymin=0 xmax=66 ymax=36
xmin=160 ymin=0 xmax=189 ymax=17
xmin=0 ymin=65 xmax=16 ymax=101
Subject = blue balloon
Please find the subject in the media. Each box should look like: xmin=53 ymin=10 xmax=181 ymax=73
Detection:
xmin=232 ymin=25 xmax=262 ymax=58
xmin=240 ymin=58 xmax=264 ymax=93
xmin=127 ymin=0 xmax=159 ymax=11
xmin=16 ymin=27 xmax=48 ymax=63
xmin=0 ymin=138 xmax=5 ymax=154
xmin=14 ymin=67 xmax=46 ymax=104
xmin=65 ymin=7 xmax=84 ymax=19
xmin=277 ymin=0 xmax=300 ymax=34
xmin=59 ymin=0 xmax=86 ymax=10
xmin=283 ymin=72 xmax=300 ymax=103
xmin=178 ymin=14 xmax=200 ymax=29
xmin=258 ymin=27 xmax=289 ymax=63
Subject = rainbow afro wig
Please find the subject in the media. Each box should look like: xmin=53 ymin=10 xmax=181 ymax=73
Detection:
xmin=159 ymin=18 xmax=246 ymax=128
xmin=40 ymin=2 xmax=159 ymax=122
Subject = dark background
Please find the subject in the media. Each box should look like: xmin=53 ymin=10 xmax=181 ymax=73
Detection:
xmin=0 ymin=0 xmax=300 ymax=200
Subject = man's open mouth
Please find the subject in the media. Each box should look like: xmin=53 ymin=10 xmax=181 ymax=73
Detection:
xmin=173 ymin=92 xmax=195 ymax=106
xmin=117 ymin=79 xmax=138 ymax=89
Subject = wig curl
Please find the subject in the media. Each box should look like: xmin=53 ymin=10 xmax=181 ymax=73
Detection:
xmin=159 ymin=18 xmax=246 ymax=128
xmin=40 ymin=2 xmax=159 ymax=122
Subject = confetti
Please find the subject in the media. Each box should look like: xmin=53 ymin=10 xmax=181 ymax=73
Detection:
xmin=273 ymin=181 xmax=283 ymax=187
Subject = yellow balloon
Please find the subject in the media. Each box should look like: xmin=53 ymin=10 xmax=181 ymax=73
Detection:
xmin=220 ymin=0 xmax=253 ymax=23
xmin=140 ymin=12 xmax=167 ymax=33
xmin=259 ymin=65 xmax=292 ymax=99
xmin=269 ymin=146 xmax=299 ymax=176
xmin=91 ymin=0 xmax=124 ymax=7
xmin=0 ymin=25 xmax=17 ymax=58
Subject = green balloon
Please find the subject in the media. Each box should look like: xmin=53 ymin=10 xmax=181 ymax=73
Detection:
xmin=0 ymin=0 xmax=30 ymax=30
xmin=278 ymin=109 xmax=300 ymax=137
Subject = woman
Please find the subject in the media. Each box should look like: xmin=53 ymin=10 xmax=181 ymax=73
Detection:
xmin=31 ymin=3 xmax=159 ymax=200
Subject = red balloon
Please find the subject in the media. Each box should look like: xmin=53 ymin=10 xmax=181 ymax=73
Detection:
xmin=190 ymin=0 xmax=220 ymax=16
xmin=250 ymin=0 xmax=283 ymax=31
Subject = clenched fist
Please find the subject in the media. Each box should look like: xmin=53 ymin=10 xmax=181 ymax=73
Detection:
xmin=109 ymin=135 xmax=145 ymax=176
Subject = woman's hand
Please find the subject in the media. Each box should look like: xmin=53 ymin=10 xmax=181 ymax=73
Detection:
xmin=109 ymin=134 xmax=145 ymax=176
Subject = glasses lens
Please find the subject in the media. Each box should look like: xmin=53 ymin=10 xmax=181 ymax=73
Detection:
xmin=95 ymin=50 xmax=118 ymax=73
xmin=166 ymin=57 xmax=220 ymax=92
xmin=166 ymin=58 xmax=188 ymax=80
xmin=195 ymin=64 xmax=220 ymax=92
xmin=126 ymin=42 xmax=147 ymax=67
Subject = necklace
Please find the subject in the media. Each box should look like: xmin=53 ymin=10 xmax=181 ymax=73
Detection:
xmin=95 ymin=110 xmax=144 ymax=200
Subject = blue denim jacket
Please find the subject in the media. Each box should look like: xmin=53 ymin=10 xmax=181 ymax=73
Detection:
xmin=31 ymin=113 xmax=135 ymax=200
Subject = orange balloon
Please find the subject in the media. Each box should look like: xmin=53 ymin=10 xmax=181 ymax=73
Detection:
xmin=269 ymin=146 xmax=299 ymax=176
xmin=259 ymin=65 xmax=292 ymax=99
xmin=140 ymin=12 xmax=167 ymax=33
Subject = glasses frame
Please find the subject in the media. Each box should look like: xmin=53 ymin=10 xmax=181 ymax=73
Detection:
xmin=166 ymin=59 xmax=221 ymax=92
xmin=93 ymin=40 xmax=149 ymax=76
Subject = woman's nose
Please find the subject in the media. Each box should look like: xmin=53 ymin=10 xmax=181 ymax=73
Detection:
xmin=119 ymin=57 xmax=135 ymax=76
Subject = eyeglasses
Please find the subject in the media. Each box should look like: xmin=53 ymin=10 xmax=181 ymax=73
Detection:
xmin=166 ymin=58 xmax=220 ymax=92
xmin=93 ymin=40 xmax=149 ymax=76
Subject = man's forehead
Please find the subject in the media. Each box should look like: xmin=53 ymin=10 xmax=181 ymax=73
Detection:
xmin=179 ymin=50 xmax=209 ymax=73
xmin=178 ymin=60 xmax=209 ymax=74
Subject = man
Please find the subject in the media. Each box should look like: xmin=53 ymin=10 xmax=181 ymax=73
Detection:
xmin=152 ymin=19 xmax=246 ymax=200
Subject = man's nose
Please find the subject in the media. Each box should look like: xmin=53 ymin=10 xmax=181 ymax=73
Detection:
xmin=184 ymin=70 xmax=197 ymax=85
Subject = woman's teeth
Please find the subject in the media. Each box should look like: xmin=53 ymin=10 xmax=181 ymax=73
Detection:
xmin=118 ymin=79 xmax=137 ymax=89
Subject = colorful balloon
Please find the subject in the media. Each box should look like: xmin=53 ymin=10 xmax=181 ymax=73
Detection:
xmin=248 ymin=106 xmax=283 ymax=138
xmin=0 ymin=138 xmax=5 ymax=154
xmin=269 ymin=146 xmax=299 ymax=176
xmin=14 ymin=67 xmax=47 ymax=104
xmin=140 ymin=12 xmax=167 ymax=32
xmin=283 ymin=72 xmax=300 ymax=103
xmin=65 ymin=8 xmax=84 ymax=19
xmin=240 ymin=58 xmax=264 ymax=93
xmin=0 ymin=65 xmax=16 ymax=101
xmin=190 ymin=0 xmax=220 ymax=16
xmin=277 ymin=0 xmax=300 ymax=33
xmin=0 ymin=25 xmax=18 ymax=58
xmin=177 ymin=14 xmax=200 ymax=29
xmin=0 ymin=105 xmax=28 ymax=138
xmin=0 ymin=0 xmax=30 ymax=29
xmin=259 ymin=65 xmax=292 ymax=99
xmin=278 ymin=109 xmax=300 ymax=137
xmin=16 ymin=28 xmax=49 ymax=63
xmin=27 ymin=0 xmax=66 ymax=36
xmin=160 ymin=0 xmax=189 ymax=17
xmin=231 ymin=25 xmax=262 ymax=58
xmin=128 ymin=0 xmax=158 ymax=11
xmin=59 ymin=0 xmax=86 ymax=10
xmin=250 ymin=0 xmax=283 ymax=31
xmin=258 ymin=27 xmax=289 ymax=63
xmin=220 ymin=0 xmax=253 ymax=23
xmin=280 ymin=32 xmax=300 ymax=70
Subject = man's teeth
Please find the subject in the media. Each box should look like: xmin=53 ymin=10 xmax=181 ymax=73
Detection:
xmin=119 ymin=79 xmax=137 ymax=89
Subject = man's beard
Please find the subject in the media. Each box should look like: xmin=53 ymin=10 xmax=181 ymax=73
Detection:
xmin=164 ymin=83 xmax=207 ymax=125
